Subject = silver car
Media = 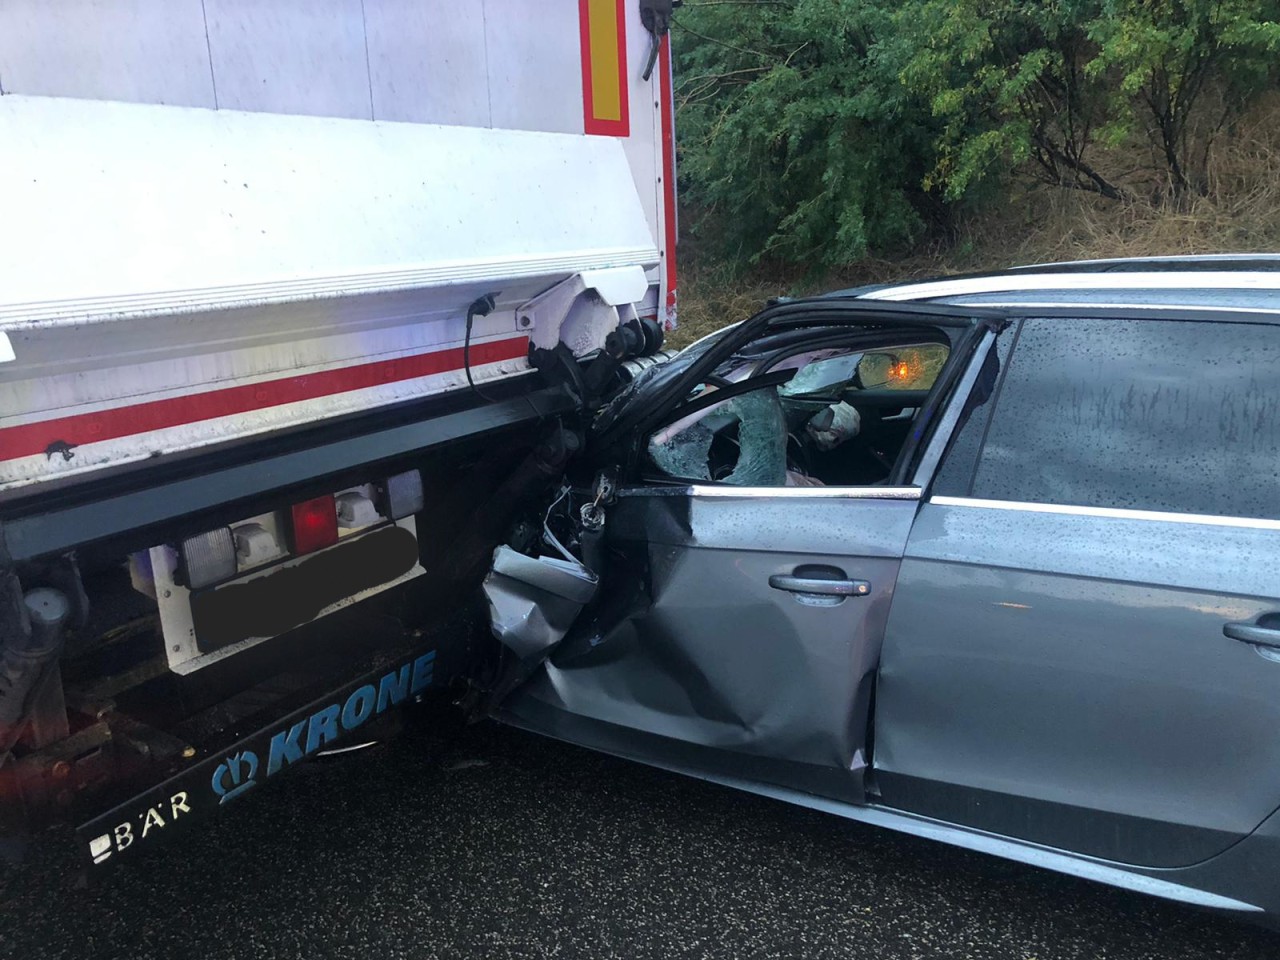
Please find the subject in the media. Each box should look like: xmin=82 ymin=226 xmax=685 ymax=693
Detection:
xmin=482 ymin=255 xmax=1280 ymax=926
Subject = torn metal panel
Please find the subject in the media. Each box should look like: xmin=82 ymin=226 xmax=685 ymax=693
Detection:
xmin=483 ymin=546 xmax=597 ymax=663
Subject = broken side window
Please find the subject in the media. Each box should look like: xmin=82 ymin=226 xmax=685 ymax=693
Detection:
xmin=647 ymin=388 xmax=789 ymax=486
xmin=646 ymin=340 xmax=951 ymax=488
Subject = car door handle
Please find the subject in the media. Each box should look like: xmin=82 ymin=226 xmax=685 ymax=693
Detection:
xmin=768 ymin=575 xmax=870 ymax=598
xmin=1224 ymin=618 xmax=1280 ymax=650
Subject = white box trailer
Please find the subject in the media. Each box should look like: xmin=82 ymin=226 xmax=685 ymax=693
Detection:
xmin=0 ymin=0 xmax=680 ymax=855
xmin=0 ymin=0 xmax=677 ymax=492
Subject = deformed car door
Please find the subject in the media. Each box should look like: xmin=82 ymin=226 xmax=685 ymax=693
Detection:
xmin=503 ymin=484 xmax=918 ymax=801
xmin=494 ymin=303 xmax=1000 ymax=803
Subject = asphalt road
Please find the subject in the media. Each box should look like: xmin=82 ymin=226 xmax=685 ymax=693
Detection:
xmin=3 ymin=703 xmax=1278 ymax=960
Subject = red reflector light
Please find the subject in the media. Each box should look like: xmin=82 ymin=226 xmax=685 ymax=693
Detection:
xmin=289 ymin=496 xmax=339 ymax=555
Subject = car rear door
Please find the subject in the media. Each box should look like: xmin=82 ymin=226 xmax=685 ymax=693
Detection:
xmin=874 ymin=310 xmax=1280 ymax=867
xmin=494 ymin=302 xmax=1001 ymax=803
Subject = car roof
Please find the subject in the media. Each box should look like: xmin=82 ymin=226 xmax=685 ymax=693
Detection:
xmin=831 ymin=254 xmax=1280 ymax=312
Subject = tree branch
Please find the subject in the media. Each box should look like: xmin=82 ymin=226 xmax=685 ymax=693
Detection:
xmin=673 ymin=21 xmax=776 ymax=60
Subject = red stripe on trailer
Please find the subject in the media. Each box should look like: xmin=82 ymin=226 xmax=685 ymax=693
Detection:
xmin=0 ymin=337 xmax=530 ymax=463
xmin=658 ymin=31 xmax=678 ymax=325
xmin=579 ymin=0 xmax=630 ymax=137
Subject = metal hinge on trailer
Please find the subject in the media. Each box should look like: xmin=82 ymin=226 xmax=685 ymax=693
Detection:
xmin=517 ymin=266 xmax=652 ymax=355
xmin=522 ymin=266 xmax=668 ymax=408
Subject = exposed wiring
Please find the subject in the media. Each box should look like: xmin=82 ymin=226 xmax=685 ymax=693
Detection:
xmin=541 ymin=484 xmax=581 ymax=565
xmin=464 ymin=293 xmax=500 ymax=403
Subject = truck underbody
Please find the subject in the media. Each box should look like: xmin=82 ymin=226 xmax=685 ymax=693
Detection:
xmin=0 ymin=387 xmax=535 ymax=848
xmin=0 ymin=0 xmax=679 ymax=865
xmin=0 ymin=325 xmax=675 ymax=866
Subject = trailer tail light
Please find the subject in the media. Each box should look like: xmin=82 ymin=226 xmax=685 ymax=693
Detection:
xmin=381 ymin=470 xmax=424 ymax=520
xmin=180 ymin=528 xmax=237 ymax=590
xmin=289 ymin=496 xmax=339 ymax=555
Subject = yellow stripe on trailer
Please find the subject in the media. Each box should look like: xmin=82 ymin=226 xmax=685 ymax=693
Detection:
xmin=579 ymin=0 xmax=629 ymax=136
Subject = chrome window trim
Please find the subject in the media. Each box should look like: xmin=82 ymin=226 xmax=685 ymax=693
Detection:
xmin=931 ymin=495 xmax=1280 ymax=531
xmin=936 ymin=301 xmax=1280 ymax=315
xmin=860 ymin=270 xmax=1280 ymax=303
xmin=619 ymin=485 xmax=923 ymax=501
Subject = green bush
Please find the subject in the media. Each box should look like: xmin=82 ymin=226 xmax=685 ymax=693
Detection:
xmin=673 ymin=0 xmax=1280 ymax=271
xmin=674 ymin=0 xmax=942 ymax=272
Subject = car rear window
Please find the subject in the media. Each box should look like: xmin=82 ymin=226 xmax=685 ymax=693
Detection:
xmin=945 ymin=317 xmax=1280 ymax=520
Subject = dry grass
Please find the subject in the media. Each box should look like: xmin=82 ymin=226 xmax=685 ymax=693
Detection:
xmin=671 ymin=263 xmax=790 ymax=348
xmin=672 ymin=99 xmax=1280 ymax=348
